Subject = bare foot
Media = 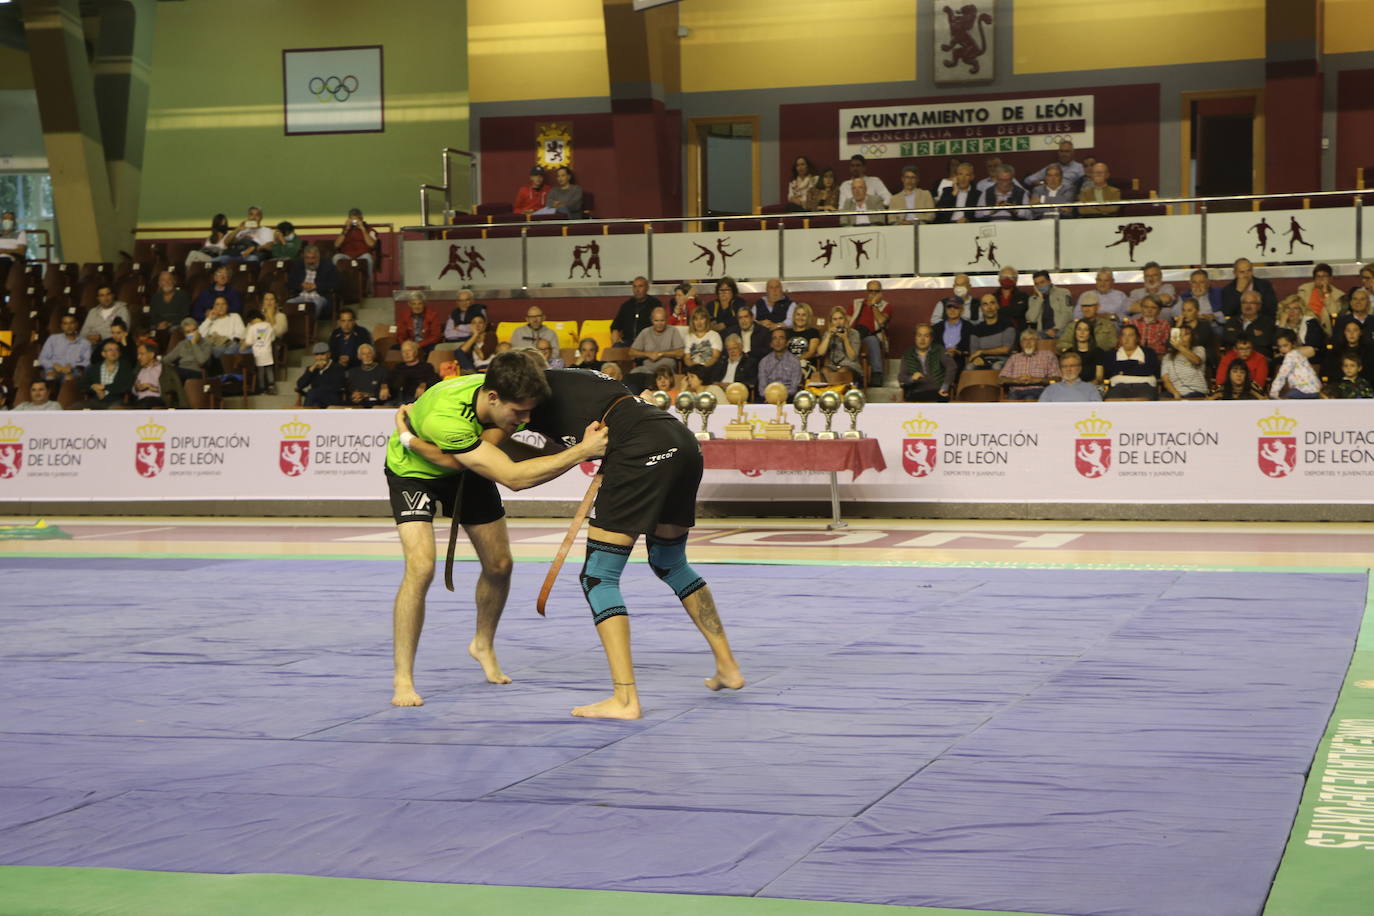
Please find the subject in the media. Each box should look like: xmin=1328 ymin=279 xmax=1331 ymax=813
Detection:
xmin=391 ymin=680 xmax=424 ymax=707
xmin=705 ymin=666 xmax=746 ymax=691
xmin=571 ymin=695 xmax=642 ymax=720
xmin=468 ymin=639 xmax=512 ymax=685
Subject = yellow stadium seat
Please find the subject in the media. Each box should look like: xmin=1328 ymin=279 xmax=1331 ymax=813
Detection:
xmin=580 ymin=319 xmax=613 ymax=351
xmin=547 ymin=320 xmax=580 ymax=350
xmin=496 ymin=321 xmax=524 ymax=343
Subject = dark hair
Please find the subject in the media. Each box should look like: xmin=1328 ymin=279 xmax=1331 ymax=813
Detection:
xmin=1314 ymin=262 xmax=1333 ymax=276
xmin=348 ymin=208 xmax=363 ymax=218
xmin=654 ymin=366 xmax=674 ymax=382
xmin=1274 ymin=328 xmax=1298 ymax=346
xmin=818 ymin=168 xmax=836 ymax=187
xmin=96 ymin=284 xmax=114 ymax=296
xmin=109 ymin=317 xmax=128 ymax=331
xmin=1032 ymin=269 xmax=1050 ymax=281
xmin=338 ymin=307 xmax=356 ymax=320
xmin=849 ymin=154 xmax=866 ymax=164
xmin=715 ymin=277 xmax=739 ymax=301
xmin=277 ymin=220 xmax=294 ymax=234
xmin=246 ymin=310 xmax=265 ymax=322
xmin=211 ymin=213 xmax=228 ymax=233
xmin=735 ymin=304 xmax=752 ymax=316
xmin=1142 ymin=261 xmax=1161 ymax=272
xmin=674 ymin=281 xmax=694 ymax=296
xmin=790 ymin=156 xmax=816 ymax=181
xmin=1343 ymin=353 xmax=1364 ymax=369
xmin=556 ymin=166 xmax=576 ymax=183
xmin=137 ymin=341 xmax=158 ymax=356
xmin=482 ymin=350 xmax=551 ymax=403
xmin=1222 ymin=359 xmax=1257 ymax=399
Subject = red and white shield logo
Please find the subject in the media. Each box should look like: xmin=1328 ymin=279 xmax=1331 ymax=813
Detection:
xmin=1074 ymin=439 xmax=1112 ymax=478
xmin=0 ymin=443 xmax=22 ymax=479
xmin=134 ymin=442 xmax=165 ymax=478
xmin=901 ymin=437 xmax=938 ymax=478
xmin=280 ymin=440 xmax=310 ymax=477
xmin=1258 ymin=436 xmax=1296 ymax=478
xmin=579 ymin=459 xmax=599 ymax=476
xmin=738 ymin=468 xmax=763 ymax=478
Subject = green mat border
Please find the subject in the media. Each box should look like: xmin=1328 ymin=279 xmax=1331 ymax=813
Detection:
xmin=0 ymin=867 xmax=1065 ymax=916
xmin=1263 ymin=570 xmax=1374 ymax=915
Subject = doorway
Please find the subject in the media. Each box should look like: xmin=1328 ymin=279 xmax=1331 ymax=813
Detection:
xmin=686 ymin=116 xmax=760 ymax=221
xmin=1180 ymin=90 xmax=1265 ymax=213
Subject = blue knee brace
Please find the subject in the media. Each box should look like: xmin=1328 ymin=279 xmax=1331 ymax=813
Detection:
xmin=647 ymin=533 xmax=705 ymax=599
xmin=580 ymin=539 xmax=631 ymax=625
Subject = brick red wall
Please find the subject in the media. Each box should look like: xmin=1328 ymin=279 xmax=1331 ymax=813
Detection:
xmin=1336 ymin=69 xmax=1374 ymax=190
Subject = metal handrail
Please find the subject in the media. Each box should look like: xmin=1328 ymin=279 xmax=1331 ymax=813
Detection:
xmin=402 ymin=187 xmax=1365 ymax=235
xmin=420 ymin=147 xmax=478 ymax=227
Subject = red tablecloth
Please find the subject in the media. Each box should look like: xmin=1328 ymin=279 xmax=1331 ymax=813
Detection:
xmin=699 ymin=438 xmax=887 ymax=480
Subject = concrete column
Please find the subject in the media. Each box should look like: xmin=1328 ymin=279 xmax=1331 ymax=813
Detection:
xmin=21 ymin=0 xmax=155 ymax=262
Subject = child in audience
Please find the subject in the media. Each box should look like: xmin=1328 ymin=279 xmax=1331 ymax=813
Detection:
xmin=1212 ymin=359 xmax=1264 ymax=400
xmin=240 ymin=309 xmax=277 ymax=395
xmin=1334 ymin=355 xmax=1373 ymax=398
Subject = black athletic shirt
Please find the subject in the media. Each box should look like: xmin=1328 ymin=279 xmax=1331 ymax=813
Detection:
xmin=525 ymin=368 xmax=655 ymax=447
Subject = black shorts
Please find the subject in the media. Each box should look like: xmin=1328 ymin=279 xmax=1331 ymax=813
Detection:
xmin=591 ymin=413 xmax=702 ymax=536
xmin=386 ymin=469 xmax=505 ymax=526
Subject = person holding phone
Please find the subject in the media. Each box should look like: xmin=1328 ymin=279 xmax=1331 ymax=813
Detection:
xmin=334 ymin=208 xmax=380 ymax=295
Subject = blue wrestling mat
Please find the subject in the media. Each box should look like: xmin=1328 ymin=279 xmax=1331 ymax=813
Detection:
xmin=0 ymin=558 xmax=1365 ymax=916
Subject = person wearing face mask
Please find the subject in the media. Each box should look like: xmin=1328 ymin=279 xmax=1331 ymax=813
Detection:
xmin=994 ymin=266 xmax=1029 ymax=328
xmin=948 ymin=273 xmax=974 ymax=310
xmin=0 ymin=210 xmax=27 ymax=264
xmin=1026 ymin=270 xmax=1072 ymax=337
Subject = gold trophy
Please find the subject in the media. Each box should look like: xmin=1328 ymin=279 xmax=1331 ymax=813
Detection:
xmin=841 ymin=389 xmax=866 ymax=439
xmin=793 ymin=389 xmax=816 ymax=440
xmin=815 ymin=390 xmax=842 ymax=439
xmin=762 ymin=382 xmax=795 ymax=440
xmin=724 ymin=382 xmax=754 ymax=439
xmin=694 ymin=391 xmax=717 ymax=440
xmin=649 ymin=390 xmax=671 ymax=410
xmin=675 ymin=391 xmax=696 ymax=427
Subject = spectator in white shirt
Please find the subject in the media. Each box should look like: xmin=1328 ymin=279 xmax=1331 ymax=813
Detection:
xmin=199 ymin=296 xmax=247 ymax=357
xmin=79 ymin=285 xmax=132 ymax=347
xmin=0 ymin=210 xmax=27 ymax=263
xmin=13 ymin=380 xmax=62 ymax=411
xmin=837 ymin=154 xmax=891 ymax=207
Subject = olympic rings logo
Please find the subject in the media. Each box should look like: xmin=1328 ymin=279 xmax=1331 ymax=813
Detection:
xmin=307 ymin=75 xmax=359 ymax=103
xmin=863 ymin=144 xmax=888 ymax=156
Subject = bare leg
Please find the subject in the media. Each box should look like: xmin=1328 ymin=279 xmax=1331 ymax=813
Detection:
xmin=654 ymin=523 xmax=745 ymax=691
xmin=462 ymin=517 xmax=514 ymax=684
xmin=391 ymin=521 xmax=435 ymax=706
xmin=572 ymin=526 xmax=642 ymax=719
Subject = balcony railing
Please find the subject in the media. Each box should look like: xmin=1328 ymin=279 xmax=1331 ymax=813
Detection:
xmin=399 ymin=189 xmax=1366 ymax=291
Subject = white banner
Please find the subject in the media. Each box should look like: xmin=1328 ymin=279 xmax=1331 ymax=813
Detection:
xmin=526 ymin=235 xmax=648 ymax=286
xmin=1061 ymin=214 xmax=1202 ymax=270
xmin=918 ymin=220 xmax=1054 ymax=275
xmin=283 ymin=46 xmax=383 ymax=135
xmin=783 ymin=226 xmax=915 ymax=279
xmin=1205 ymin=208 xmax=1357 ymax=266
xmin=839 ymin=95 xmax=1094 ymax=161
xmin=404 ymin=238 xmax=522 ymax=289
xmin=651 ymin=230 xmax=777 ymax=282
xmin=2 ymin=404 xmax=1371 ymax=505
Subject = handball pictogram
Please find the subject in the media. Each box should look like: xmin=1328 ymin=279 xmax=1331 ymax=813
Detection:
xmin=308 ymin=75 xmax=359 ymax=102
